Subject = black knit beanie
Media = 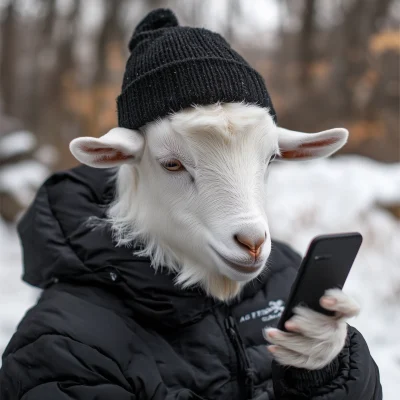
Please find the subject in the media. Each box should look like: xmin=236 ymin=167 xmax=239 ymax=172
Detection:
xmin=117 ymin=8 xmax=276 ymax=130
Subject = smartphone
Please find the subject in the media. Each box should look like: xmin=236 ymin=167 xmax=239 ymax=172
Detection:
xmin=277 ymin=232 xmax=363 ymax=331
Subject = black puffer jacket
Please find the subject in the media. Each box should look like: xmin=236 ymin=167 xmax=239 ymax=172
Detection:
xmin=0 ymin=166 xmax=382 ymax=400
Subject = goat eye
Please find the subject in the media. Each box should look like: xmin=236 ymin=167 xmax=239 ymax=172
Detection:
xmin=162 ymin=159 xmax=184 ymax=171
xmin=268 ymin=154 xmax=277 ymax=165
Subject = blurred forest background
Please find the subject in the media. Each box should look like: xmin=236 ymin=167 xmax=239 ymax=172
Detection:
xmin=0 ymin=2 xmax=400 ymax=396
xmin=0 ymin=0 xmax=399 ymax=222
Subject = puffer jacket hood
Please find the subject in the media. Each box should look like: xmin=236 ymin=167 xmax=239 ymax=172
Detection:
xmin=1 ymin=165 xmax=382 ymax=400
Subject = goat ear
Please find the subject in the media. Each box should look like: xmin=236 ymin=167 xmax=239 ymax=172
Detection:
xmin=276 ymin=127 xmax=348 ymax=161
xmin=69 ymin=127 xmax=145 ymax=168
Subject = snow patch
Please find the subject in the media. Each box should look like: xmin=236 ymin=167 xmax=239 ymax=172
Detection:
xmin=0 ymin=220 xmax=40 ymax=357
xmin=0 ymin=160 xmax=49 ymax=206
xmin=0 ymin=131 xmax=36 ymax=158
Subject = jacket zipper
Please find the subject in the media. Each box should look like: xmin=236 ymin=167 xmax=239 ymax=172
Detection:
xmin=224 ymin=315 xmax=254 ymax=399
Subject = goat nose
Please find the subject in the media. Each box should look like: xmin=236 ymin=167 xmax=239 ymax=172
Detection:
xmin=234 ymin=231 xmax=266 ymax=258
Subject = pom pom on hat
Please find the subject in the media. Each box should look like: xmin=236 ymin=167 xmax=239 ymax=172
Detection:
xmin=129 ymin=8 xmax=179 ymax=52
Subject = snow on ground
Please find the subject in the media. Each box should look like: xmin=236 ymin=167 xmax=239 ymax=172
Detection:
xmin=0 ymin=155 xmax=399 ymax=397
xmin=0 ymin=131 xmax=36 ymax=159
xmin=0 ymin=160 xmax=49 ymax=206
xmin=0 ymin=220 xmax=40 ymax=356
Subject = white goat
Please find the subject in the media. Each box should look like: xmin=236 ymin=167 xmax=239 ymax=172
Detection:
xmin=70 ymin=102 xmax=359 ymax=370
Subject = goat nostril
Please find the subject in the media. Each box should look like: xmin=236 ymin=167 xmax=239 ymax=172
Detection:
xmin=234 ymin=233 xmax=266 ymax=257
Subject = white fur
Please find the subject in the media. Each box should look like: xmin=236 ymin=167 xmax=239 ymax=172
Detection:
xmin=276 ymin=127 xmax=348 ymax=160
xmin=70 ymin=128 xmax=145 ymax=168
xmin=70 ymin=103 xmax=349 ymax=301
xmin=264 ymin=288 xmax=360 ymax=370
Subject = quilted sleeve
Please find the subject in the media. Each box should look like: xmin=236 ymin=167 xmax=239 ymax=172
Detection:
xmin=272 ymin=325 xmax=382 ymax=400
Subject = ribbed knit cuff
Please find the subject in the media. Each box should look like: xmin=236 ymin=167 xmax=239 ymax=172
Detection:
xmin=272 ymin=356 xmax=340 ymax=398
xmin=279 ymin=357 xmax=340 ymax=392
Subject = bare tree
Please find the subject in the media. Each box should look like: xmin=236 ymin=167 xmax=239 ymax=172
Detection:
xmin=0 ymin=0 xmax=17 ymax=117
xmin=40 ymin=0 xmax=80 ymax=145
xmin=338 ymin=0 xmax=393 ymax=113
xmin=96 ymin=0 xmax=125 ymax=84
xmin=23 ymin=0 xmax=57 ymax=132
xmin=299 ymin=0 xmax=316 ymax=86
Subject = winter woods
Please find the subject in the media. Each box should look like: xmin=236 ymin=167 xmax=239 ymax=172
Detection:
xmin=0 ymin=0 xmax=399 ymax=397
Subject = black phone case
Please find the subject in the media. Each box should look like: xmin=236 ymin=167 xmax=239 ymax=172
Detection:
xmin=277 ymin=232 xmax=363 ymax=331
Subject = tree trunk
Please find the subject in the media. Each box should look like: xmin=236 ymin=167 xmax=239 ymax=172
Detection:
xmin=23 ymin=0 xmax=57 ymax=133
xmin=299 ymin=0 xmax=316 ymax=86
xmin=0 ymin=1 xmax=17 ymax=116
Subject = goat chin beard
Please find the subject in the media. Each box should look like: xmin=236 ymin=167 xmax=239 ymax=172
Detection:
xmin=174 ymin=259 xmax=246 ymax=302
xmin=166 ymin=254 xmax=246 ymax=302
xmin=176 ymin=266 xmax=243 ymax=302
xmin=204 ymin=271 xmax=243 ymax=301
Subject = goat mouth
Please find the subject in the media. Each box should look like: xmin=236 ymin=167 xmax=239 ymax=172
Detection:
xmin=211 ymin=247 xmax=263 ymax=274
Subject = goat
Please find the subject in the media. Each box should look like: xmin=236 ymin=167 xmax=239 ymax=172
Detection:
xmin=70 ymin=103 xmax=348 ymax=301
xmin=70 ymin=102 xmax=358 ymax=370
